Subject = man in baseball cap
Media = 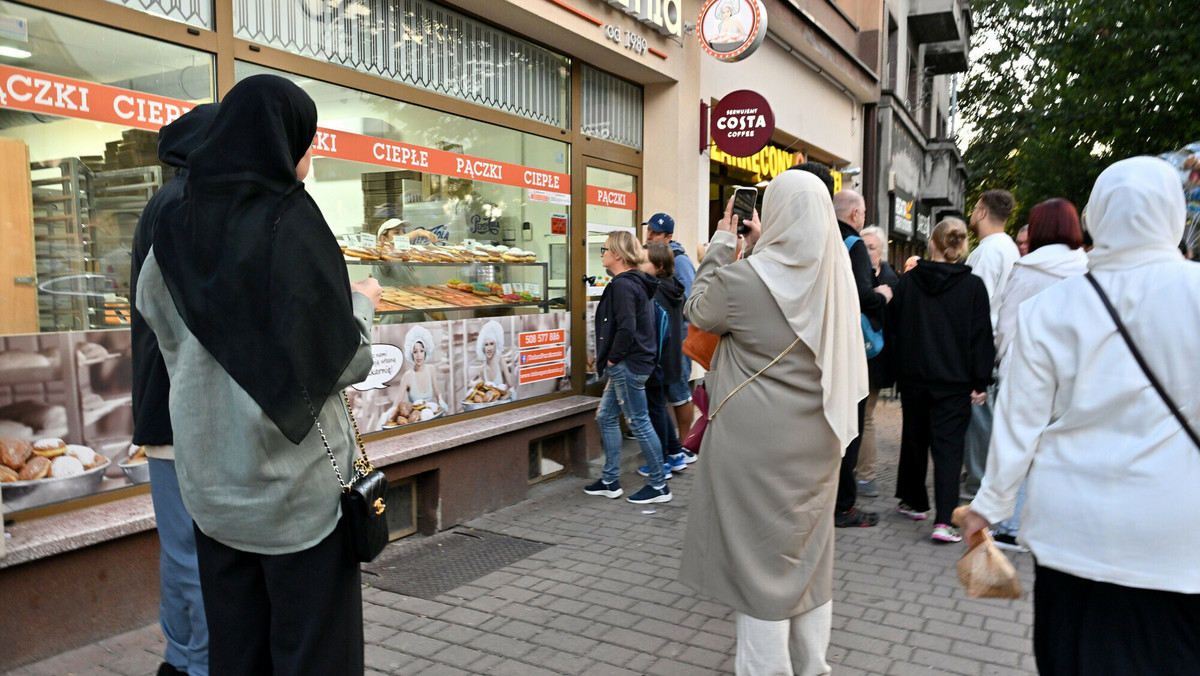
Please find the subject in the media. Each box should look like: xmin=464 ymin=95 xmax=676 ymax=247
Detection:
xmin=642 ymin=212 xmax=698 ymax=461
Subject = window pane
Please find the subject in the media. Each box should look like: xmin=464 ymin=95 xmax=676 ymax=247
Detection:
xmin=98 ymin=0 xmax=214 ymax=30
xmin=234 ymin=0 xmax=569 ymax=127
xmin=0 ymin=1 xmax=215 ymax=335
xmin=581 ymin=65 xmax=643 ymax=150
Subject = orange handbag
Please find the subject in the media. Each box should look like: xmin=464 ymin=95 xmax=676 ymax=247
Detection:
xmin=682 ymin=329 xmax=720 ymax=370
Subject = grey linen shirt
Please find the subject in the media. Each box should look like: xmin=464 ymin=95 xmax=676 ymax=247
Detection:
xmin=137 ymin=249 xmax=375 ymax=555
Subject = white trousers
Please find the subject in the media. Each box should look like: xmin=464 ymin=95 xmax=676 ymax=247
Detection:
xmin=735 ymin=601 xmax=833 ymax=676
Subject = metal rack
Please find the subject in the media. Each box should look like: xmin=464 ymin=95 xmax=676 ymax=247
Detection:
xmin=30 ymin=158 xmax=93 ymax=332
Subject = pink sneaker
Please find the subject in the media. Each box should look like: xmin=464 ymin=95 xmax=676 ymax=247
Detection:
xmin=931 ymin=523 xmax=962 ymax=543
xmin=897 ymin=502 xmax=928 ymax=520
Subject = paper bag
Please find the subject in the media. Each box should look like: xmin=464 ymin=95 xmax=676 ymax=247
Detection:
xmin=952 ymin=507 xmax=1022 ymax=599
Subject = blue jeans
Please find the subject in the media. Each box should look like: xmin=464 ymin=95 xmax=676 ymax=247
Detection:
xmin=149 ymin=458 xmax=209 ymax=676
xmin=993 ymin=479 xmax=1027 ymax=537
xmin=667 ymin=354 xmax=693 ymax=405
xmin=597 ymin=362 xmax=665 ymax=485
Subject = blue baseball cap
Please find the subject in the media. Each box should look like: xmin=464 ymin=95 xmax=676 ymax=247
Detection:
xmin=644 ymin=213 xmax=675 ymax=234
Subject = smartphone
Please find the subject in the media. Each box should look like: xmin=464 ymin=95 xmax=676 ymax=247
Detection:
xmin=731 ymin=187 xmax=758 ymax=235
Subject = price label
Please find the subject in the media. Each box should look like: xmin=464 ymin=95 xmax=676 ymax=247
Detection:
xmin=361 ymin=233 xmax=377 ymax=248
xmin=394 ymin=235 xmax=412 ymax=250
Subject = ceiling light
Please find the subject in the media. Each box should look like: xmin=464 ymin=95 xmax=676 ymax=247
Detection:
xmin=0 ymin=45 xmax=32 ymax=59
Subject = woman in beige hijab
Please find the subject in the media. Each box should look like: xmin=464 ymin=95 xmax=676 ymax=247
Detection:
xmin=680 ymin=170 xmax=867 ymax=676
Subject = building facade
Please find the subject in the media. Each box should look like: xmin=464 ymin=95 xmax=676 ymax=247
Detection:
xmin=0 ymin=0 xmax=970 ymax=666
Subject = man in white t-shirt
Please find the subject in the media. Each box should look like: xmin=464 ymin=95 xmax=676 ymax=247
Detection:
xmin=962 ymin=189 xmax=1019 ymax=498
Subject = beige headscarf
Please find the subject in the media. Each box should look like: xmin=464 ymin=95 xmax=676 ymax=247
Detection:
xmin=746 ymin=170 xmax=868 ymax=449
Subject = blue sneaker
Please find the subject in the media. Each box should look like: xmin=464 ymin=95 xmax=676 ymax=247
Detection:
xmin=583 ymin=479 xmax=622 ymax=498
xmin=626 ymin=483 xmax=672 ymax=504
xmin=680 ymin=450 xmax=698 ymax=464
xmin=637 ymin=464 xmax=672 ymax=480
xmin=666 ymin=453 xmax=687 ymax=472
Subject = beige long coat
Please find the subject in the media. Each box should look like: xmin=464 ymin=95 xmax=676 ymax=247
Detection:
xmin=678 ymin=233 xmax=841 ymax=621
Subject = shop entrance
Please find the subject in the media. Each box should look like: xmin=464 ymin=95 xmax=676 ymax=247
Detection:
xmin=576 ymin=162 xmax=640 ymax=394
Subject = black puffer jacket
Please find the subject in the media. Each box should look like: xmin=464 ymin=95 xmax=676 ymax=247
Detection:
xmin=595 ymin=269 xmax=660 ymax=377
xmin=130 ymin=105 xmax=218 ymax=445
xmin=886 ymin=259 xmax=995 ymax=393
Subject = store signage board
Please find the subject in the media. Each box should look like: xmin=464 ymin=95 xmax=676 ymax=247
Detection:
xmin=710 ymin=141 xmax=798 ymax=179
xmin=586 ymin=185 xmax=638 ymax=211
xmin=893 ymin=195 xmax=915 ymax=236
xmin=697 ymin=0 xmax=767 ymax=62
xmin=0 ymin=63 xmax=570 ymax=195
xmin=710 ymin=89 xmax=774 ymax=157
xmin=604 ymin=0 xmax=682 ymax=37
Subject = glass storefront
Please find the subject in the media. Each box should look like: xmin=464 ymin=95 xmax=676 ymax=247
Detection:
xmin=0 ymin=0 xmax=645 ymax=518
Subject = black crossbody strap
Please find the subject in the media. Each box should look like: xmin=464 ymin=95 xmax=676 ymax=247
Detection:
xmin=1084 ymin=273 xmax=1200 ymax=450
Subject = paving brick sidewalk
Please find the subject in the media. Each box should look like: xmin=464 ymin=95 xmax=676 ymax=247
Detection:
xmin=4 ymin=398 xmax=1037 ymax=675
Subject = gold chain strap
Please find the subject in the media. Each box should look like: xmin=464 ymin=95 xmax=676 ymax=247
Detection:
xmin=707 ymin=334 xmax=803 ymax=422
xmin=341 ymin=390 xmax=375 ymax=476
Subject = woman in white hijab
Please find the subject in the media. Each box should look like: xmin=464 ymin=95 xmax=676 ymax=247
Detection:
xmin=679 ymin=170 xmax=867 ymax=676
xmin=961 ymin=156 xmax=1200 ymax=675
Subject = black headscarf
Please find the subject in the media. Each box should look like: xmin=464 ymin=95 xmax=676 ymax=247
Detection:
xmin=131 ymin=103 xmax=219 ymax=446
xmin=153 ymin=74 xmax=360 ymax=444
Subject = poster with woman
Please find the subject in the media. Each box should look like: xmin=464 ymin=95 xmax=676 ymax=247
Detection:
xmin=458 ymin=317 xmax=518 ymax=410
xmin=348 ymin=321 xmax=455 ymax=431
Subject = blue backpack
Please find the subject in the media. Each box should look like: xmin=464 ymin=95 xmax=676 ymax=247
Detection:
xmin=650 ymin=298 xmax=670 ymax=379
xmin=843 ymin=236 xmax=885 ymax=359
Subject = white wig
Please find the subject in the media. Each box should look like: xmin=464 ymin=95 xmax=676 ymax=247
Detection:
xmin=404 ymin=325 xmax=436 ymax=363
xmin=476 ymin=320 xmax=505 ymax=362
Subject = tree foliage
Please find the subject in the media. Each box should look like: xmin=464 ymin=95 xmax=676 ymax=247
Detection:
xmin=960 ymin=0 xmax=1200 ymax=227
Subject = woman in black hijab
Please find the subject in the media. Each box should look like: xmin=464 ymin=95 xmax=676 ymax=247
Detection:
xmin=137 ymin=74 xmax=381 ymax=675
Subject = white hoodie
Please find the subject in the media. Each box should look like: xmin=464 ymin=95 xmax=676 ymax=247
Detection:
xmin=973 ymin=156 xmax=1200 ymax=593
xmin=994 ymin=243 xmax=1089 ymax=375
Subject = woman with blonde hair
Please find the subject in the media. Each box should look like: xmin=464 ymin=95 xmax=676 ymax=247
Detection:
xmin=584 ymin=230 xmax=670 ymax=504
xmin=886 ymin=217 xmax=994 ymax=543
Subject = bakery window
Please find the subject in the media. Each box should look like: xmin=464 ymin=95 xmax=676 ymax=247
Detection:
xmin=233 ymin=63 xmax=575 ymax=435
xmin=0 ymin=1 xmax=215 ymax=338
xmin=0 ymin=3 xmax=212 ymax=518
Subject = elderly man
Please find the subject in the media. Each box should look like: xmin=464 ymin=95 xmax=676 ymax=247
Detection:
xmin=831 ymin=189 xmax=892 ymax=527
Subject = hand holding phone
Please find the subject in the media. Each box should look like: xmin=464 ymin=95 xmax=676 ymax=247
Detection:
xmin=731 ymin=187 xmax=758 ymax=235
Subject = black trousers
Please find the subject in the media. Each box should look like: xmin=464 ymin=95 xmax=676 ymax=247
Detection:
xmin=894 ymin=386 xmax=971 ymax=525
xmin=646 ymin=377 xmax=681 ymax=461
xmin=1034 ymin=565 xmax=1200 ymax=675
xmin=835 ymin=398 xmax=867 ymax=512
xmin=194 ymin=516 xmax=364 ymax=676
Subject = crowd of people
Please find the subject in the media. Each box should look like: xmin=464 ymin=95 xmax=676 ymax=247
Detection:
xmin=126 ymin=75 xmax=1197 ymax=676
xmin=584 ymin=158 xmax=1199 ymax=674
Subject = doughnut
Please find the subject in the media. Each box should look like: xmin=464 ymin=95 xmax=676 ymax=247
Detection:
xmin=32 ymin=437 xmax=67 ymax=458
xmin=18 ymin=455 xmax=51 ymax=480
xmin=0 ymin=438 xmax=33 ymax=470
xmin=50 ymin=455 xmax=85 ymax=478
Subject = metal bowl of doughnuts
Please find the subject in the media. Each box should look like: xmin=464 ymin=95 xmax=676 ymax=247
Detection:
xmin=118 ymin=445 xmax=150 ymax=485
xmin=1 ymin=439 xmax=110 ymax=513
xmin=460 ymin=381 xmax=512 ymax=411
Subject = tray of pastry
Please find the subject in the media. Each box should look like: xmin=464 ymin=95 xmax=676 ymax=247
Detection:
xmin=407 ymin=286 xmax=498 ymax=307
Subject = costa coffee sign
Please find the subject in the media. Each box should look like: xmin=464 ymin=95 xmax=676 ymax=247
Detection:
xmin=710 ymin=89 xmax=774 ymax=157
xmin=697 ymin=0 xmax=767 ymax=62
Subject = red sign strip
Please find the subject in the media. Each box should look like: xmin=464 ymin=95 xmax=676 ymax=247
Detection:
xmin=311 ymin=127 xmax=569 ymax=193
xmin=519 ymin=362 xmax=567 ymax=385
xmin=586 ymin=185 xmax=638 ymax=211
xmin=0 ymin=63 xmax=571 ymax=193
xmin=0 ymin=64 xmax=196 ymax=131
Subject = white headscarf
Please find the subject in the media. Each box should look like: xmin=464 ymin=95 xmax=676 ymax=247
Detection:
xmin=747 ymin=170 xmax=868 ymax=449
xmin=1085 ymin=156 xmax=1186 ymax=272
xmin=476 ymin=320 xmax=505 ymax=362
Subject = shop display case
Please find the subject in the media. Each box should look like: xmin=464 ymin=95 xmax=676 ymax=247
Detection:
xmin=345 ymin=255 xmax=550 ymax=321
